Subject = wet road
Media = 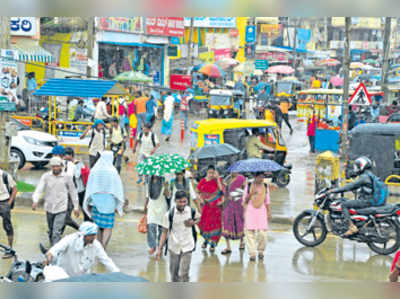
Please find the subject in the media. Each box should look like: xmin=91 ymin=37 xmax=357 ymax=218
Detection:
xmin=0 ymin=208 xmax=393 ymax=282
xmin=5 ymin=110 xmax=396 ymax=281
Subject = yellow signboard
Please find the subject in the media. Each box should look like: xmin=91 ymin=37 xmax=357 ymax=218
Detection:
xmin=199 ymin=51 xmax=215 ymax=63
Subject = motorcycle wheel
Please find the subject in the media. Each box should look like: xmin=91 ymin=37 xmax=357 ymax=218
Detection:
xmin=275 ymin=170 xmax=291 ymax=188
xmin=367 ymin=219 xmax=400 ymax=255
xmin=293 ymin=211 xmax=327 ymax=247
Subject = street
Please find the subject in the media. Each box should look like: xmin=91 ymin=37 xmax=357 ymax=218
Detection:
xmin=0 ymin=208 xmax=393 ymax=282
xmin=0 ymin=111 xmax=395 ymax=281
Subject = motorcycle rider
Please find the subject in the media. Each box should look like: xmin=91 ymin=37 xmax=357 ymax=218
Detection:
xmin=326 ymin=156 xmax=375 ymax=236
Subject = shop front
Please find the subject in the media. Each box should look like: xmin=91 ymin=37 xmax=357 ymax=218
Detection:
xmin=98 ymin=42 xmax=165 ymax=85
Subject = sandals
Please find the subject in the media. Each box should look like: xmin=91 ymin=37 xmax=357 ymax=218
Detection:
xmin=209 ymin=246 xmax=216 ymax=253
xmin=221 ymin=249 xmax=232 ymax=255
xmin=258 ymin=253 xmax=264 ymax=260
xmin=201 ymin=242 xmax=208 ymax=249
xmin=239 ymin=244 xmax=245 ymax=250
xmin=249 ymin=256 xmax=256 ymax=262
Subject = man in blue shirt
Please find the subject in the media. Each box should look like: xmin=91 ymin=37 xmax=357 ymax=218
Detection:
xmin=146 ymin=95 xmax=157 ymax=128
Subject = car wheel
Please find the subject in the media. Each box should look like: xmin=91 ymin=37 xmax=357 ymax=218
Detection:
xmin=32 ymin=162 xmax=49 ymax=169
xmin=10 ymin=148 xmax=25 ymax=169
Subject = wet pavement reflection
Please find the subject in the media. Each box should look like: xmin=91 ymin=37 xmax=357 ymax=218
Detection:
xmin=0 ymin=209 xmax=394 ymax=282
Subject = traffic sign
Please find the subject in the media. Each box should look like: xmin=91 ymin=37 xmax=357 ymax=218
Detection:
xmin=0 ymin=96 xmax=16 ymax=112
xmin=348 ymin=82 xmax=372 ymax=106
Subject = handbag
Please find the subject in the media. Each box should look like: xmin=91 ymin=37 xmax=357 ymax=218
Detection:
xmin=137 ymin=215 xmax=147 ymax=234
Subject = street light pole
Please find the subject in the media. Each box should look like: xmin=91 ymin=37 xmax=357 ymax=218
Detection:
xmin=341 ymin=17 xmax=351 ymax=161
xmin=86 ymin=17 xmax=95 ymax=78
xmin=382 ymin=17 xmax=392 ymax=103
xmin=187 ymin=17 xmax=194 ymax=72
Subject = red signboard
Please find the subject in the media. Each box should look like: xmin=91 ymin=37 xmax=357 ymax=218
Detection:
xmin=256 ymin=51 xmax=289 ymax=61
xmin=146 ymin=17 xmax=184 ymax=37
xmin=213 ymin=48 xmax=232 ymax=61
xmin=170 ymin=74 xmax=192 ymax=91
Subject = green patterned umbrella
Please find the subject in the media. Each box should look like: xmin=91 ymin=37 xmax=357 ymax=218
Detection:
xmin=136 ymin=154 xmax=191 ymax=176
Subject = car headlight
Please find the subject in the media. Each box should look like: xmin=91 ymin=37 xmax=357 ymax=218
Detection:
xmin=23 ymin=136 xmax=44 ymax=146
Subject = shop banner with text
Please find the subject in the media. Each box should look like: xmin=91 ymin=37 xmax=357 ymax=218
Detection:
xmin=146 ymin=17 xmax=184 ymax=37
xmin=170 ymin=74 xmax=192 ymax=90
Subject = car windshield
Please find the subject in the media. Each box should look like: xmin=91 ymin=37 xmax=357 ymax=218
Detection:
xmin=11 ymin=118 xmax=31 ymax=131
xmin=210 ymin=95 xmax=231 ymax=106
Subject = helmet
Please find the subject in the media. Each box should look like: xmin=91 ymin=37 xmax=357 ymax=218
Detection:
xmin=353 ymin=156 xmax=372 ymax=175
xmin=51 ymin=145 xmax=65 ymax=156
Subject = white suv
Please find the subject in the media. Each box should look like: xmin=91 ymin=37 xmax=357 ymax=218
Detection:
xmin=10 ymin=118 xmax=58 ymax=169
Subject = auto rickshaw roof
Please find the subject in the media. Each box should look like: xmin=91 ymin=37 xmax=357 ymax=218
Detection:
xmin=297 ymin=89 xmax=343 ymax=95
xmin=350 ymin=123 xmax=400 ymax=136
xmin=33 ymin=79 xmax=128 ymax=97
xmin=192 ymin=119 xmax=277 ymax=132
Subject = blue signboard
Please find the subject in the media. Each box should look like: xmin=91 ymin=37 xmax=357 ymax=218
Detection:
xmin=255 ymin=60 xmax=269 ymax=70
xmin=245 ymin=25 xmax=256 ymax=43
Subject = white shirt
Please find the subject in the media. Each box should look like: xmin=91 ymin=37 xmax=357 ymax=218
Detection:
xmin=87 ymin=128 xmax=105 ymax=156
xmin=161 ymin=206 xmax=200 ymax=255
xmin=0 ymin=170 xmax=16 ymax=201
xmin=49 ymin=232 xmax=120 ymax=277
xmin=138 ymin=132 xmax=159 ymax=158
xmin=95 ymin=101 xmax=110 ymax=120
xmin=32 ymin=172 xmax=78 ymax=214
xmin=147 ymin=186 xmax=168 ymax=226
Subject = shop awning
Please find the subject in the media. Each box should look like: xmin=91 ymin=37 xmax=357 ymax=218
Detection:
xmin=11 ymin=44 xmax=53 ymax=64
xmin=33 ymin=79 xmax=118 ymax=98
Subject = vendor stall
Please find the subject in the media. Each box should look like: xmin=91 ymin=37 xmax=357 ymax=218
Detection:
xmin=33 ymin=79 xmax=128 ymax=152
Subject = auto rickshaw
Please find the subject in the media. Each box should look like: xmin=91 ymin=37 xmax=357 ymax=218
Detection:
xmin=345 ymin=123 xmax=400 ymax=187
xmin=207 ymin=89 xmax=244 ymax=119
xmin=190 ymin=119 xmax=291 ymax=186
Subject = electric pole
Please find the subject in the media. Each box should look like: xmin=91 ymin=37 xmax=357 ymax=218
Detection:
xmin=86 ymin=17 xmax=95 ymax=78
xmin=0 ymin=16 xmax=11 ymax=170
xmin=341 ymin=17 xmax=351 ymax=161
xmin=187 ymin=17 xmax=194 ymax=72
xmin=382 ymin=17 xmax=392 ymax=103
xmin=292 ymin=17 xmax=297 ymax=71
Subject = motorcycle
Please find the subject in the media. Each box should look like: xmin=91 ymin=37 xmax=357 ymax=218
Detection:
xmin=0 ymin=243 xmax=69 ymax=283
xmin=293 ymin=189 xmax=400 ymax=255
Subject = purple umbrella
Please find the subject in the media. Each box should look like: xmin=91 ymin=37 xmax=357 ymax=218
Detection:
xmin=227 ymin=158 xmax=283 ymax=173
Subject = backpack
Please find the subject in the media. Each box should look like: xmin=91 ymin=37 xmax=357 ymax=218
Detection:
xmin=80 ymin=165 xmax=90 ymax=187
xmin=367 ymin=173 xmax=388 ymax=207
xmin=2 ymin=171 xmax=15 ymax=209
xmin=165 ymin=207 xmax=197 ymax=255
xmin=139 ymin=132 xmax=156 ymax=148
xmin=89 ymin=128 xmax=106 ymax=148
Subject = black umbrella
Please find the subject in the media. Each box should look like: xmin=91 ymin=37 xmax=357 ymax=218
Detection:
xmin=191 ymin=143 xmax=240 ymax=160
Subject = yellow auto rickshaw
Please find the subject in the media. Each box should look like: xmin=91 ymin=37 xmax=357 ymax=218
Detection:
xmin=207 ymin=89 xmax=244 ymax=119
xmin=190 ymin=119 xmax=291 ymax=186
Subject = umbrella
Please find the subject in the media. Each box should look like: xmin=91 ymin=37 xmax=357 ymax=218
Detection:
xmin=363 ymin=59 xmax=378 ymax=65
xmin=227 ymin=158 xmax=283 ymax=173
xmin=56 ymin=272 xmax=148 ymax=282
xmin=330 ymin=75 xmax=344 ymax=87
xmin=199 ymin=64 xmax=223 ymax=78
xmin=136 ymin=153 xmax=191 ymax=176
xmin=192 ymin=63 xmax=205 ymax=72
xmin=350 ymin=62 xmax=367 ymax=69
xmin=266 ymin=65 xmax=295 ymax=75
xmin=114 ymin=71 xmax=153 ymax=83
xmin=254 ymin=69 xmax=263 ymax=76
xmin=190 ymin=144 xmax=240 ymax=160
xmin=216 ymin=58 xmax=240 ymax=70
xmin=234 ymin=61 xmax=255 ymax=75
xmin=282 ymin=76 xmax=298 ymax=81
xmin=316 ymin=59 xmax=341 ymax=66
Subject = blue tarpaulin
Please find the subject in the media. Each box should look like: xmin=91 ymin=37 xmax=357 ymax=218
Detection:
xmin=33 ymin=79 xmax=119 ymax=98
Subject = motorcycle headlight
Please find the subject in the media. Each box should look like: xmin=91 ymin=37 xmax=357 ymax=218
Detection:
xmin=224 ymin=110 xmax=229 ymax=114
xmin=23 ymin=136 xmax=44 ymax=146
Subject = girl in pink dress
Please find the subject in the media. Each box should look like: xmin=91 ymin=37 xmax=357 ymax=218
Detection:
xmin=243 ymin=172 xmax=271 ymax=262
